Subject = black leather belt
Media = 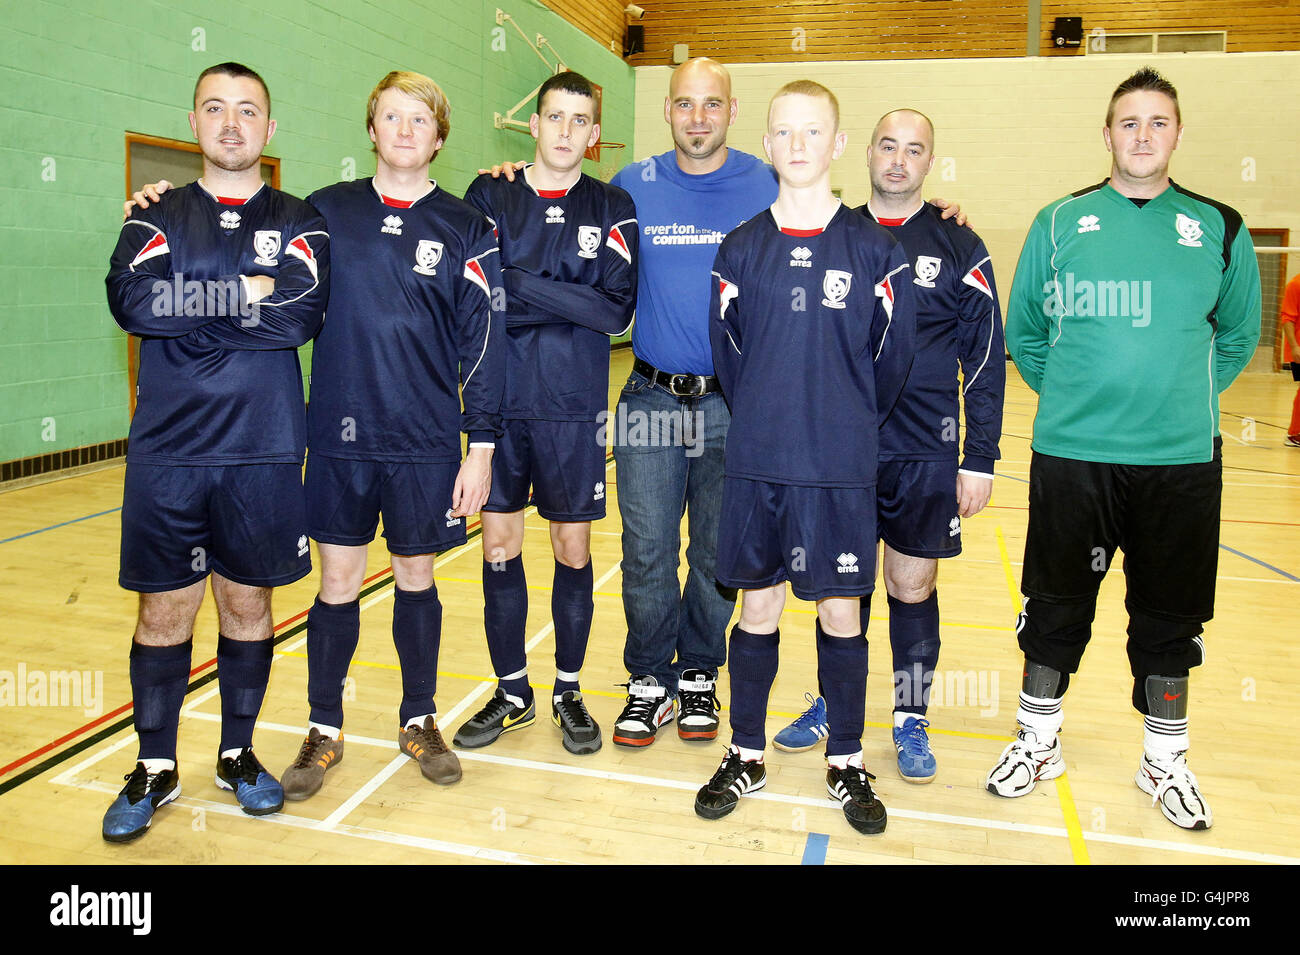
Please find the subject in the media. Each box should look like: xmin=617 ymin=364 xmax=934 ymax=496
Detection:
xmin=633 ymin=358 xmax=721 ymax=398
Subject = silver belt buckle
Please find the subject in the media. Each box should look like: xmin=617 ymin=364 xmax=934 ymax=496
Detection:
xmin=667 ymin=374 xmax=704 ymax=397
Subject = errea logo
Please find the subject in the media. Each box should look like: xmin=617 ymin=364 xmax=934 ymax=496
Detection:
xmin=297 ymin=535 xmax=309 ymax=557
xmin=789 ymin=246 xmax=812 ymax=268
xmin=948 ymin=516 xmax=961 ymax=538
xmin=546 ymin=205 xmax=565 ymax=224
xmin=1076 ymin=214 xmax=1100 ymax=234
xmin=444 ymin=508 xmax=461 ymax=528
xmin=836 ymin=552 xmax=859 ymax=574
xmin=219 ymin=210 xmax=242 ymax=230
xmin=382 ymin=214 xmax=404 ymax=235
xmin=594 ymin=481 xmax=605 ymax=501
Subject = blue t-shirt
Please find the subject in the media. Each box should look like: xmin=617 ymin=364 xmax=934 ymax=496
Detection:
xmin=612 ymin=148 xmax=777 ymax=376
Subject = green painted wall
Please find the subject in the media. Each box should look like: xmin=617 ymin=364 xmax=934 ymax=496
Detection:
xmin=0 ymin=0 xmax=634 ymax=463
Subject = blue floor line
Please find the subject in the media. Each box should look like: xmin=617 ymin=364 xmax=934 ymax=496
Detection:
xmin=801 ymin=832 xmax=829 ymax=865
xmin=0 ymin=507 xmax=122 ymax=545
xmin=1219 ymin=543 xmax=1299 ymax=582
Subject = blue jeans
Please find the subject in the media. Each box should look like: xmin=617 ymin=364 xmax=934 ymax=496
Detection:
xmin=613 ymin=369 xmax=736 ymax=689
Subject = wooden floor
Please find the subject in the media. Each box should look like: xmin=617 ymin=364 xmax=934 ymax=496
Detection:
xmin=2 ymin=349 xmax=1297 ymax=866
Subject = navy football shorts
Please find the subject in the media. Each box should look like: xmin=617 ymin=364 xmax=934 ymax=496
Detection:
xmin=306 ymin=454 xmax=466 ymax=556
xmin=484 ymin=418 xmax=607 ymax=522
xmin=877 ymin=458 xmax=963 ymax=559
xmin=119 ymin=462 xmax=310 ymax=593
xmin=715 ymin=477 xmax=877 ymax=601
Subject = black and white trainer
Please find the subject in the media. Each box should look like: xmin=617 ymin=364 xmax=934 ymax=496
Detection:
xmin=694 ymin=747 xmax=766 ymax=820
xmin=612 ymin=675 xmax=675 ymax=747
xmin=826 ymin=762 xmax=887 ymax=834
xmin=677 ymin=668 xmax=720 ymax=742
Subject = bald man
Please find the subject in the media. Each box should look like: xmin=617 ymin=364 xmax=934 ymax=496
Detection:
xmin=774 ymin=109 xmax=1004 ymax=785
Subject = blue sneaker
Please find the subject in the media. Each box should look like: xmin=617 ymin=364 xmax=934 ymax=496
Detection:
xmin=893 ymin=716 xmax=936 ymax=783
xmin=102 ymin=762 xmax=181 ymax=843
xmin=773 ymin=693 xmax=828 ymax=753
xmin=215 ymin=747 xmax=284 ymax=815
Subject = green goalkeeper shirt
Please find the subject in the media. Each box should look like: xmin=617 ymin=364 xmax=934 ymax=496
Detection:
xmin=1006 ymin=179 xmax=1261 ymax=465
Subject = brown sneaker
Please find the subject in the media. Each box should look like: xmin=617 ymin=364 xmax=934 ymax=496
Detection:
xmin=281 ymin=728 xmax=344 ymax=801
xmin=399 ymin=716 xmax=462 ymax=785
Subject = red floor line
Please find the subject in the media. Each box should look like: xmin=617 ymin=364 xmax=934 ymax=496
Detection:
xmin=0 ymin=519 xmax=487 ymax=781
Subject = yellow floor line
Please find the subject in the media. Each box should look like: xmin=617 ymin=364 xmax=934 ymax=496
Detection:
xmin=1054 ymin=773 xmax=1092 ymax=865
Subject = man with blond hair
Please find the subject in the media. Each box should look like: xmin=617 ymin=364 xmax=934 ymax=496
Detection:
xmin=696 ymin=80 xmax=915 ymax=835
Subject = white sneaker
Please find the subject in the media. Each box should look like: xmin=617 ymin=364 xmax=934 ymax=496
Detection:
xmin=612 ymin=675 xmax=675 ymax=747
xmin=986 ymin=729 xmax=1064 ymax=797
xmin=1135 ymin=751 xmax=1212 ymax=830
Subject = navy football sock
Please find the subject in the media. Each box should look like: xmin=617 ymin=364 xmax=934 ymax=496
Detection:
xmin=306 ymin=596 xmax=360 ymax=729
xmin=393 ymin=585 xmax=442 ymax=726
xmin=726 ymin=625 xmax=780 ymax=751
xmin=817 ymin=621 xmax=868 ymax=758
xmin=483 ymin=557 xmax=531 ymax=705
xmin=552 ymin=558 xmax=593 ymax=697
xmin=889 ymin=591 xmax=940 ymax=716
xmin=217 ymin=634 xmax=273 ymax=753
xmin=131 ymin=639 xmax=193 ymax=762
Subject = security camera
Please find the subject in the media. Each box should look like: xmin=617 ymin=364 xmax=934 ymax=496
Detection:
xmin=625 ymin=4 xmax=645 ymax=18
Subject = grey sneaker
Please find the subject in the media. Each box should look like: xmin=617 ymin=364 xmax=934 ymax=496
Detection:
xmin=552 ymin=690 xmax=602 ymax=755
xmin=453 ymin=688 xmax=535 ymax=749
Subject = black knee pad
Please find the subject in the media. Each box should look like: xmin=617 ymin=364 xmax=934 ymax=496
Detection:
xmin=1125 ymin=607 xmax=1204 ymax=688
xmin=1015 ymin=596 xmax=1095 ymax=675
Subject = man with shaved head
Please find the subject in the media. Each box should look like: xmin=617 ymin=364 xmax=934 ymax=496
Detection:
xmin=773 ymin=108 xmax=1005 ymax=787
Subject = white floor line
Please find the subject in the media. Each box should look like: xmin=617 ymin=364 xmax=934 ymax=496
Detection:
xmin=50 ymin=734 xmax=137 ymax=786
xmin=67 ymin=778 xmax=550 ymax=864
xmin=315 ymin=754 xmax=410 ymax=830
xmin=162 ymin=713 xmax=1299 ymax=865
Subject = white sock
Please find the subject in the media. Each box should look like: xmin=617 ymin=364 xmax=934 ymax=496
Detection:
xmin=1143 ymin=715 xmax=1189 ymax=761
xmin=219 ymin=747 xmax=244 ymax=761
xmin=1016 ymin=691 xmax=1064 ymax=740
xmin=309 ymin=722 xmax=341 ymax=738
xmin=404 ymin=713 xmax=437 ymax=730
xmin=894 ymin=710 xmax=924 ymax=728
xmin=732 ymin=743 xmax=764 ymax=763
xmin=827 ymin=750 xmax=864 ymax=770
xmin=140 ymin=757 xmax=175 ymax=774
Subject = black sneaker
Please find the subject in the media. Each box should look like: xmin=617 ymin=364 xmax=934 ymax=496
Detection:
xmin=453 ymin=688 xmax=535 ymax=748
xmin=694 ymin=748 xmax=766 ymax=820
xmin=552 ymin=690 xmax=602 ymax=755
xmin=826 ymin=763 xmax=887 ymax=834
xmin=102 ymin=762 xmax=181 ymax=843
xmin=677 ymin=669 xmax=720 ymax=742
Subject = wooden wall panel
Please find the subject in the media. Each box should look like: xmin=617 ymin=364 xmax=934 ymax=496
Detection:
xmin=622 ymin=0 xmax=1300 ymax=66
xmin=539 ymin=0 xmax=630 ymax=54
xmin=1038 ymin=1 xmax=1300 ymax=55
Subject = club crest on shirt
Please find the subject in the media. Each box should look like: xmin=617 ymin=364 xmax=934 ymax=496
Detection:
xmin=253 ymin=230 xmax=281 ymax=266
xmin=913 ymin=255 xmax=942 ymax=288
xmin=413 ymin=240 xmax=444 ymax=275
xmin=1175 ymin=213 xmax=1203 ymax=247
xmin=577 ymin=225 xmax=601 ymax=259
xmin=821 ymin=269 xmax=852 ymax=309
